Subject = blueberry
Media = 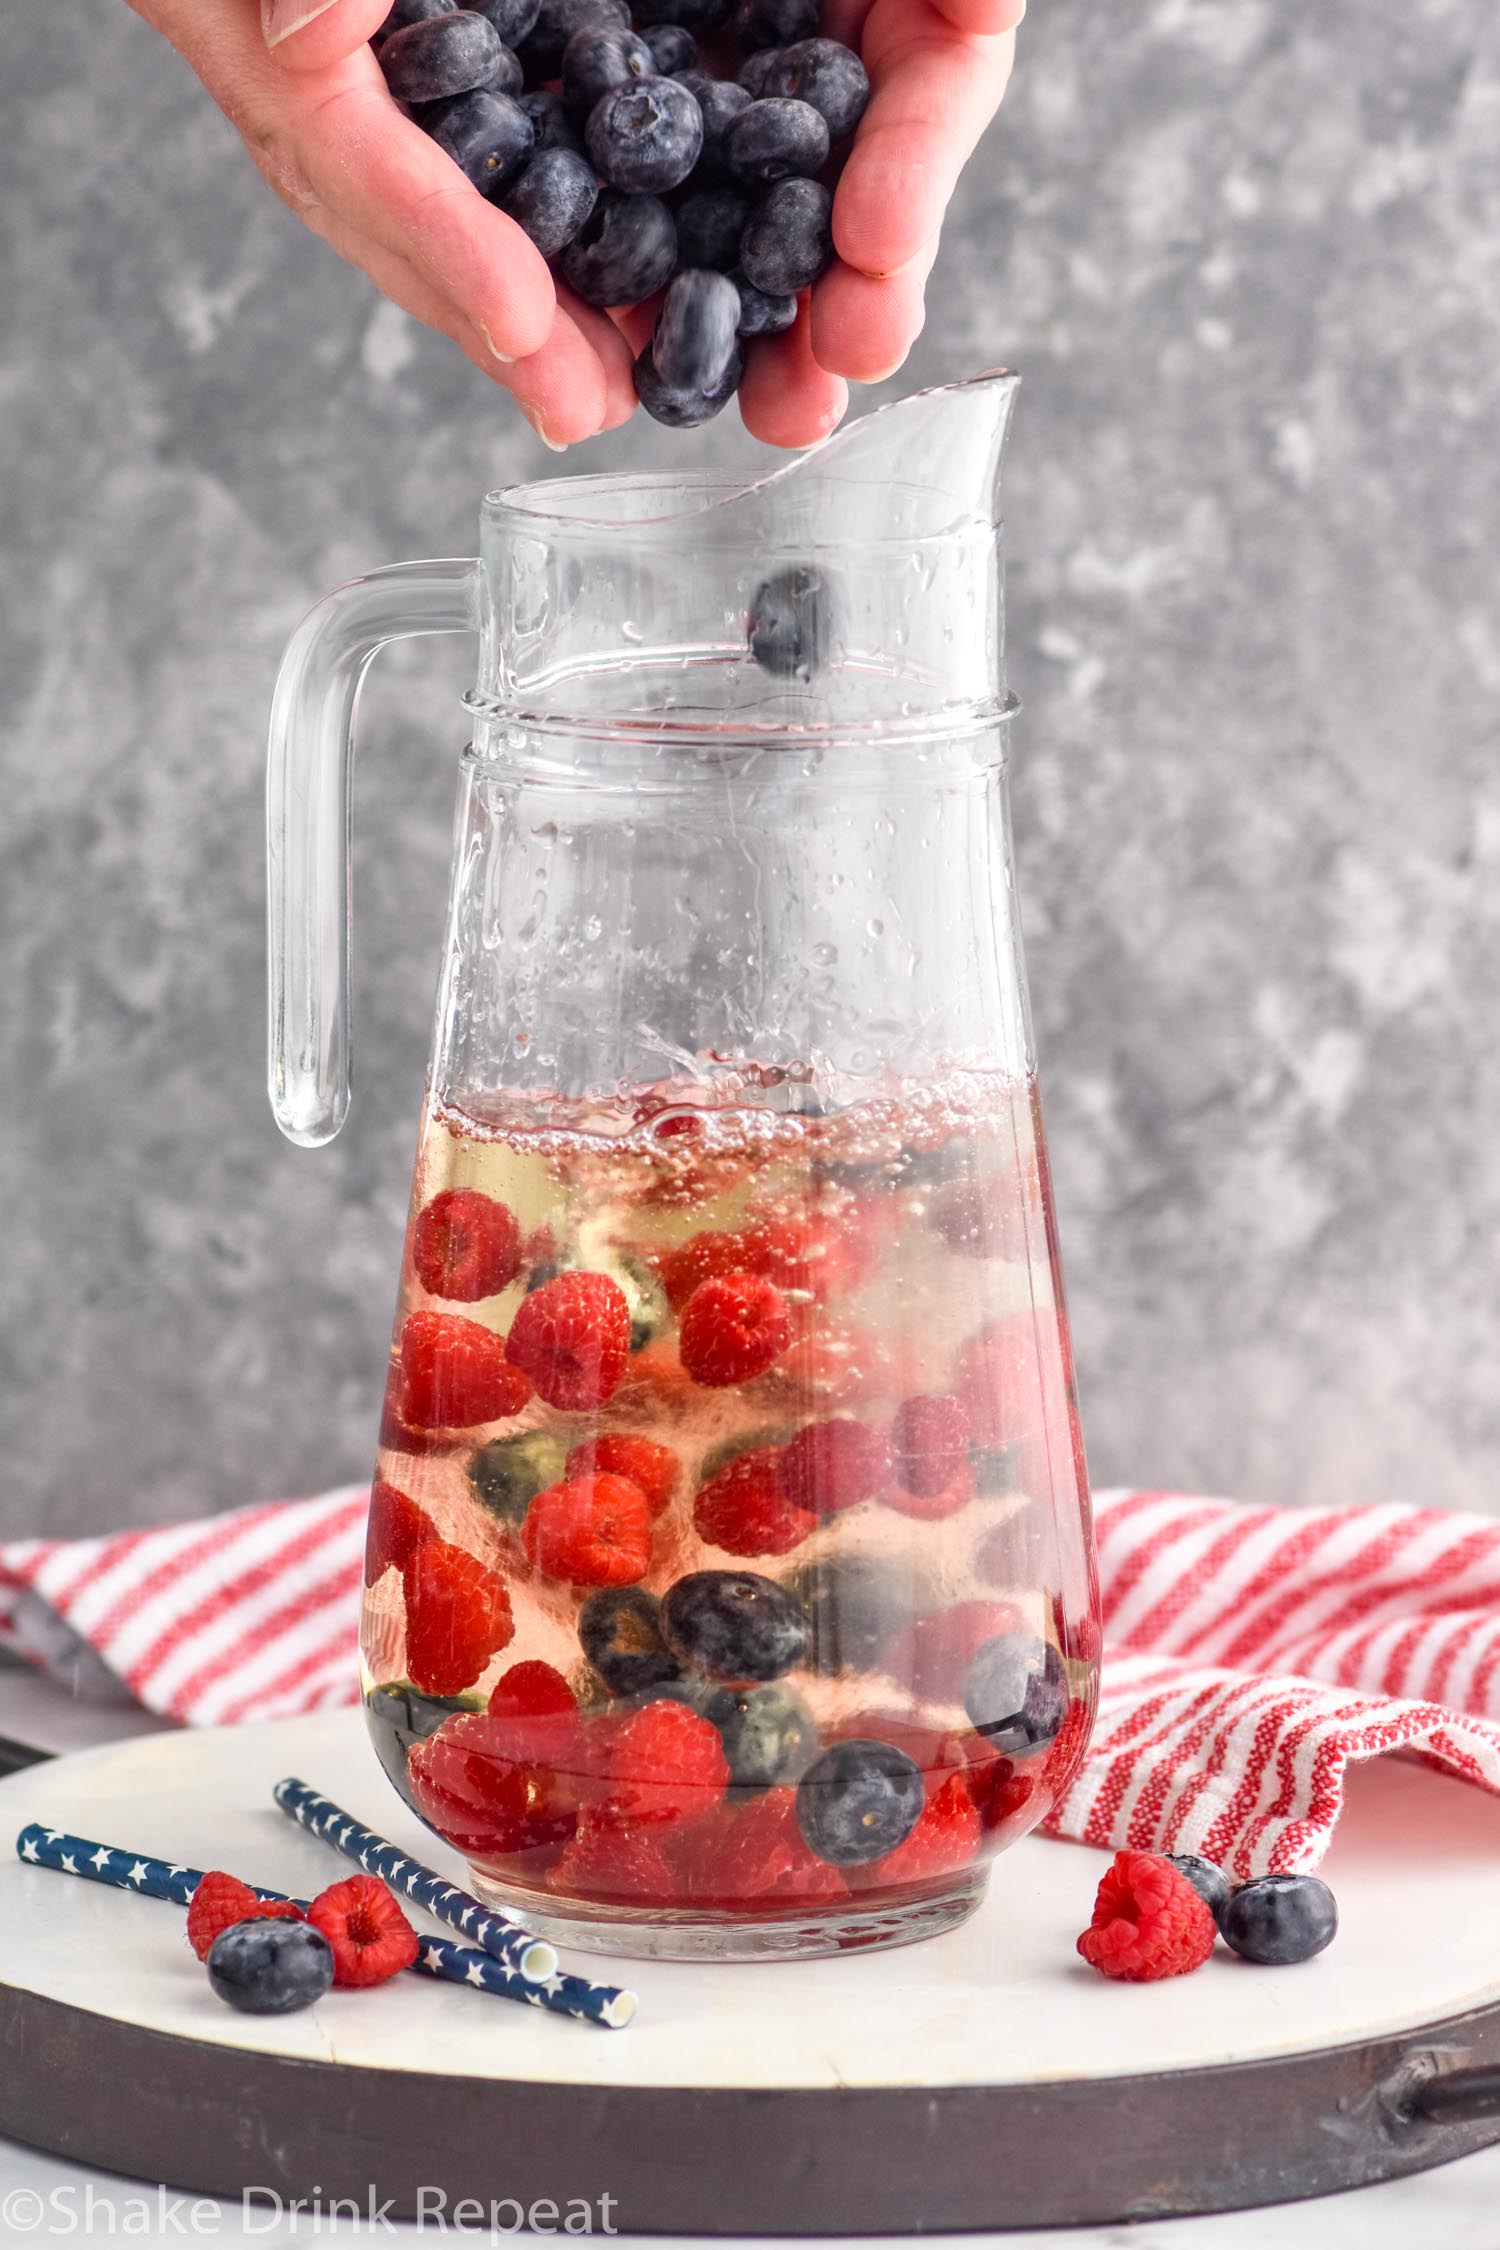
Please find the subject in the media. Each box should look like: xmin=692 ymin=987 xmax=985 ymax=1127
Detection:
xmin=762 ymin=38 xmax=869 ymax=138
xmin=518 ymin=0 xmax=629 ymax=80
xmin=643 ymin=22 xmax=697 ymax=70
xmin=661 ymin=1570 xmax=809 ymax=1679
xmin=520 ymin=90 xmax=582 ymax=154
xmin=587 ymin=78 xmax=704 ymax=193
xmin=633 ymin=0 xmax=733 ymax=30
xmin=733 ymin=0 xmax=819 ymax=50
xmin=1221 ymin=1874 xmax=1338 ymax=1965
xmin=207 ymin=1921 xmax=336 ymax=2016
xmin=379 ymin=11 xmax=505 ymax=101
xmin=500 ymin=148 xmax=599 ymax=252
xmin=674 ymin=185 xmax=752 ymax=270
xmin=425 ymin=89 xmax=534 ymax=190
xmin=790 ymin=1556 xmax=905 ymax=1674
xmin=466 ymin=0 xmax=543 ymax=47
xmin=374 ymin=0 xmax=457 ymax=45
xmin=654 ymin=267 xmax=742 ymax=390
xmin=796 ymin=1738 xmax=924 ymax=1865
xmin=579 ymin=1585 xmax=683 ymax=1698
xmin=1167 ymin=1853 xmax=1232 ymax=1928
xmin=467 ymin=1430 xmax=568 ymax=1523
xmin=748 ymin=564 xmax=829 ymax=680
xmin=732 ymin=270 xmax=797 ymax=336
xmin=738 ymin=47 xmax=783 ymax=96
xmin=739 ymin=176 xmax=833 ymax=295
xmin=559 ymin=190 xmax=678 ymax=306
xmin=563 ymin=23 xmax=655 ymax=119
xmin=634 ymin=341 xmax=743 ymax=427
xmin=677 ymin=74 xmax=752 ymax=176
xmin=962 ymin=1633 xmax=1069 ymax=1757
xmin=726 ymin=95 xmax=828 ymax=186
xmin=704 ymin=1682 xmax=817 ymax=1792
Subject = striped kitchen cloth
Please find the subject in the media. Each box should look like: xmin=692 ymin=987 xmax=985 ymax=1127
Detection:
xmin=3 ymin=1486 xmax=1499 ymax=1875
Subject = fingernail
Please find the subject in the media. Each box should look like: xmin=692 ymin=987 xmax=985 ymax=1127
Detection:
xmin=262 ymin=0 xmax=341 ymax=47
xmin=477 ymin=320 xmax=516 ymax=367
xmin=532 ymin=422 xmax=569 ymax=452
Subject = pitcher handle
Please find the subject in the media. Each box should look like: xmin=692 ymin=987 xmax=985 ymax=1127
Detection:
xmin=267 ymin=558 xmax=482 ymax=1148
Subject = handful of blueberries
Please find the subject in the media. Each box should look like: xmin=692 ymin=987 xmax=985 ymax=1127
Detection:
xmin=374 ymin=0 xmax=871 ymax=426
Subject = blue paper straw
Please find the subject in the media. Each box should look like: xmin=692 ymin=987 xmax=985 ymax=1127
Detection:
xmin=14 ymin=1822 xmax=636 ymax=2030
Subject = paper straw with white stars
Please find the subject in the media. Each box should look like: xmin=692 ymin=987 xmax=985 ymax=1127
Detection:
xmin=14 ymin=1822 xmax=636 ymax=2029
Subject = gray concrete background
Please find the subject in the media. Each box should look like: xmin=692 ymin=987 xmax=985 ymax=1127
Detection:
xmin=2 ymin=0 xmax=1496 ymax=1538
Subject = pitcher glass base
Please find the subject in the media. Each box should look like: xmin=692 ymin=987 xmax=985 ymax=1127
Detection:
xmin=468 ymin=1866 xmax=990 ymax=1963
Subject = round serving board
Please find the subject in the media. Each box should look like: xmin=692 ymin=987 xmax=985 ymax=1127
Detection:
xmin=2 ymin=1710 xmax=1498 ymax=2231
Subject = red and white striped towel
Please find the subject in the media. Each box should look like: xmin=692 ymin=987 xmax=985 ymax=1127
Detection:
xmin=4 ymin=1487 xmax=1500 ymax=1877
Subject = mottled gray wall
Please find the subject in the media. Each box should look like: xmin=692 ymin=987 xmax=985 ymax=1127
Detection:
xmin=2 ymin=0 xmax=1496 ymax=1538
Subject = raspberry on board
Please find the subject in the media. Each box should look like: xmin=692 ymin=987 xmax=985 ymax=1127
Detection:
xmin=864 ymin=1772 xmax=981 ymax=1887
xmin=305 ymin=1875 xmax=420 ymax=1988
xmin=1076 ymin=1851 xmax=1218 ymax=1983
xmin=566 ymin=1431 xmax=680 ymax=1518
xmin=521 ymin=1472 xmax=654 ymax=1586
xmin=506 ymin=1270 xmax=632 ymax=1410
xmin=693 ymin=1445 xmax=816 ymax=1558
xmin=547 ymin=1810 xmax=678 ymax=1904
xmin=776 ymin=1417 xmax=889 ymax=1514
xmin=411 ymin=1188 xmax=523 ymax=1302
xmin=401 ymin=1536 xmax=515 ymax=1696
xmin=678 ymin=1270 xmax=793 ymax=1387
xmin=363 ymin=1479 xmax=431 ymax=1586
xmin=398 ymin=1310 xmax=535 ymax=1431
xmin=602 ymin=1697 xmax=730 ymax=1828
xmin=187 ymin=1873 xmax=303 ymax=1963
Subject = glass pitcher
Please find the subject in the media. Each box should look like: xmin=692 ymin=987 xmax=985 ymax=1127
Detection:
xmin=266 ymin=371 xmax=1098 ymax=1961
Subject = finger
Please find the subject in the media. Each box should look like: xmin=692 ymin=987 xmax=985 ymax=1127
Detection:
xmin=555 ymin=283 xmax=640 ymax=430
xmin=289 ymin=57 xmax=558 ymax=360
xmin=262 ymin=0 xmax=392 ymax=67
xmin=737 ymin=307 xmax=849 ymax=448
xmin=929 ymin=0 xmax=1023 ymax=34
xmin=833 ymin=8 xmax=1015 ymax=279
xmin=810 ymin=237 xmax=937 ymax=380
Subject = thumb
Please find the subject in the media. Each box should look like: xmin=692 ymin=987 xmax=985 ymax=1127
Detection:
xmin=263 ymin=0 xmax=393 ymax=66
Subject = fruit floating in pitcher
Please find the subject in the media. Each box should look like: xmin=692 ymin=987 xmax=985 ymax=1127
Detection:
xmin=361 ymin=1068 xmax=1098 ymax=1922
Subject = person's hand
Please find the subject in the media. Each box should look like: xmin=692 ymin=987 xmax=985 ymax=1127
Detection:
xmin=129 ymin=0 xmax=639 ymax=447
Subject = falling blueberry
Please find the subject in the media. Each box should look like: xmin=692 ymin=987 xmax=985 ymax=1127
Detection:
xmin=654 ymin=267 xmax=742 ymax=390
xmin=425 ymin=89 xmax=534 ymax=191
xmin=634 ymin=342 xmax=744 ymax=426
xmin=1167 ymin=1853 xmax=1233 ymax=1928
xmin=661 ymin=1570 xmax=809 ymax=1679
xmin=500 ymin=148 xmax=600 ymax=255
xmin=732 ymin=270 xmax=797 ymax=336
xmin=761 ymin=38 xmax=870 ymax=139
xmin=704 ymin=1682 xmax=817 ymax=1792
xmin=726 ymin=95 xmax=829 ymax=186
xmin=1221 ymin=1875 xmax=1338 ymax=1965
xmin=379 ymin=11 xmax=506 ymax=102
xmin=677 ymin=72 xmax=753 ymax=176
xmin=587 ymin=77 xmax=704 ymax=192
xmin=748 ymin=564 xmax=830 ymax=681
xmin=559 ymin=189 xmax=679 ymax=305
xmin=562 ymin=22 xmax=655 ymax=118
xmin=519 ymin=0 xmax=630 ymax=79
xmin=796 ymin=1738 xmax=925 ymax=1865
xmin=207 ymin=1922 xmax=336 ymax=2016
xmin=962 ymin=1633 xmax=1069 ymax=1757
xmin=673 ymin=184 xmax=752 ymax=270
xmin=579 ymin=1585 xmax=684 ymax=1698
xmin=642 ymin=21 xmax=697 ymax=69
xmin=739 ymin=175 xmax=833 ymax=295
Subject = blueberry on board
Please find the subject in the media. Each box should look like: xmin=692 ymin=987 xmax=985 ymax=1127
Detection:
xmin=732 ymin=270 xmax=797 ymax=336
xmin=207 ymin=1922 xmax=336 ymax=2016
xmin=762 ymin=37 xmax=869 ymax=139
xmin=676 ymin=74 xmax=754 ymax=179
xmin=501 ymin=147 xmax=600 ymax=252
xmin=796 ymin=1738 xmax=924 ymax=1865
xmin=562 ymin=23 xmax=655 ymax=119
xmin=579 ymin=1585 xmax=683 ymax=1698
xmin=704 ymin=1682 xmax=817 ymax=1792
xmin=466 ymin=0 xmax=544 ymax=48
xmin=661 ymin=1570 xmax=810 ymax=1679
xmin=1221 ymin=1875 xmax=1338 ymax=1965
xmin=962 ymin=1633 xmax=1069 ymax=1757
xmin=1168 ymin=1853 xmax=1232 ymax=1927
xmin=634 ymin=342 xmax=744 ymax=427
xmin=643 ymin=22 xmax=698 ymax=70
xmin=633 ymin=0 xmax=734 ymax=31
xmin=587 ymin=78 xmax=704 ymax=193
xmin=726 ymin=95 xmax=829 ymax=186
xmin=738 ymin=47 xmax=783 ymax=96
xmin=519 ymin=0 xmax=629 ymax=80
xmin=739 ymin=176 xmax=833 ymax=295
xmin=426 ymin=89 xmax=534 ymax=191
xmin=379 ymin=11 xmax=506 ymax=101
xmin=520 ymin=89 xmax=583 ymax=154
xmin=654 ymin=267 xmax=742 ymax=390
xmin=468 ymin=1430 xmax=569 ymax=1523
xmin=674 ymin=185 xmax=752 ymax=271
xmin=734 ymin=0 xmax=819 ymax=51
xmin=748 ymin=564 xmax=829 ymax=680
xmin=559 ymin=190 xmax=678 ymax=306
xmin=374 ymin=0 xmax=457 ymax=46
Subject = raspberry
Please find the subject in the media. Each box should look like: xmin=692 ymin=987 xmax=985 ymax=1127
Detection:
xmin=901 ymin=1600 xmax=1026 ymax=1702
xmin=305 ymin=1875 xmax=419 ymax=1988
xmin=187 ymin=1873 xmax=303 ymax=1963
xmin=408 ymin=1710 xmax=580 ymax=1860
xmin=865 ymin=1773 xmax=981 ymax=1886
xmin=378 ymin=1360 xmax=463 ymax=1458
xmin=952 ymin=1313 xmax=1038 ymax=1451
xmin=364 ymin=1479 xmax=430 ymax=1586
xmin=402 ymin=1536 xmax=514 ymax=1695
xmin=965 ymin=1749 xmax=1037 ymax=1830
xmin=399 ymin=1311 xmax=534 ymax=1431
xmin=931 ymin=1178 xmax=1026 ymax=1261
xmin=486 ymin=1659 xmax=582 ymax=1761
xmin=614 ymin=1337 xmax=697 ymax=1417
xmin=883 ymin=1458 xmax=974 ymax=1521
xmin=739 ymin=1214 xmax=863 ymax=1300
xmin=521 ymin=1473 xmax=653 ymax=1586
xmin=679 ymin=1788 xmax=848 ymax=1908
xmin=1076 ymin=1851 xmax=1217 ymax=1983
xmin=888 ymin=1394 xmax=971 ymax=1498
xmin=602 ymin=1697 xmax=730 ymax=1828
xmin=693 ymin=1446 xmax=816 ymax=1558
xmin=776 ymin=1417 xmax=888 ymax=1514
xmin=659 ymin=1229 xmax=748 ymax=1312
xmin=678 ymin=1271 xmax=793 ymax=1386
xmin=772 ymin=1319 xmax=896 ymax=1408
xmin=547 ymin=1809 xmax=678 ymax=1903
xmin=412 ymin=1188 xmax=523 ymax=1302
xmin=1052 ymin=1591 xmax=1104 ymax=1664
xmin=566 ymin=1432 xmax=679 ymax=1518
xmin=505 ymin=1271 xmax=631 ymax=1410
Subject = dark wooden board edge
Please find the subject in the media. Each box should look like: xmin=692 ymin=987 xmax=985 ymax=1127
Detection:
xmin=4 ymin=1981 xmax=1500 ymax=2232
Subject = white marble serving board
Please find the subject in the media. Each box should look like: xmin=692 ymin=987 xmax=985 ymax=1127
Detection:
xmin=2 ymin=1708 xmax=1498 ymax=2092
